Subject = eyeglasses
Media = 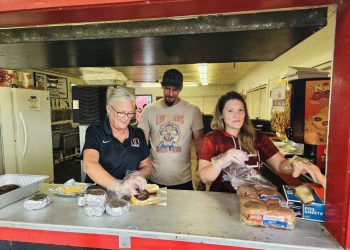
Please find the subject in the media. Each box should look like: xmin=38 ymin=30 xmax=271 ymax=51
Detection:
xmin=109 ymin=105 xmax=135 ymax=118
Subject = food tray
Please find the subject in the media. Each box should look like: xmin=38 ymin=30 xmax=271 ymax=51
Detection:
xmin=49 ymin=182 xmax=89 ymax=197
xmin=0 ymin=174 xmax=48 ymax=209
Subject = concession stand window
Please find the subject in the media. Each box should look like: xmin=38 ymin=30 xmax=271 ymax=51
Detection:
xmin=0 ymin=0 xmax=349 ymax=249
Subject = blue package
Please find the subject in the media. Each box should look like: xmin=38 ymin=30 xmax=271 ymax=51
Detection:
xmin=283 ymin=185 xmax=325 ymax=222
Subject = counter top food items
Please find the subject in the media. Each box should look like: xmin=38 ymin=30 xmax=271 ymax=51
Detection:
xmin=283 ymin=185 xmax=325 ymax=222
xmin=145 ymin=183 xmax=159 ymax=194
xmin=0 ymin=184 xmax=20 ymax=195
xmin=0 ymin=174 xmax=48 ymax=209
xmin=238 ymin=184 xmax=295 ymax=229
xmin=23 ymin=193 xmax=51 ymax=210
xmin=49 ymin=179 xmax=89 ymax=196
xmin=0 ymin=185 xmax=342 ymax=250
xmin=80 ymin=188 xmax=107 ymax=217
xmin=294 ymin=184 xmax=314 ymax=204
xmin=105 ymin=198 xmax=130 ymax=217
xmin=131 ymin=189 xmax=151 ymax=205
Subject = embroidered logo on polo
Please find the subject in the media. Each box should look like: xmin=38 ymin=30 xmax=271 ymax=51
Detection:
xmin=102 ymin=140 xmax=111 ymax=144
xmin=131 ymin=138 xmax=140 ymax=147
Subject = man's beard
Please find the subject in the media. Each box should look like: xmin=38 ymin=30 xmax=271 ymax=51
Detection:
xmin=164 ymin=97 xmax=175 ymax=106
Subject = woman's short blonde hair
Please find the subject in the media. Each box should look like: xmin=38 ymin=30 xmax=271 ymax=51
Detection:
xmin=106 ymin=86 xmax=135 ymax=106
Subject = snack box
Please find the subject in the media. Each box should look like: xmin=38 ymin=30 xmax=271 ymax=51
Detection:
xmin=283 ymin=185 xmax=325 ymax=222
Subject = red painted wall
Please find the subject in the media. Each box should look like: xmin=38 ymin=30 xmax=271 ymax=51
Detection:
xmin=0 ymin=0 xmax=349 ymax=248
xmin=324 ymin=1 xmax=350 ymax=247
xmin=0 ymin=0 xmax=339 ymax=28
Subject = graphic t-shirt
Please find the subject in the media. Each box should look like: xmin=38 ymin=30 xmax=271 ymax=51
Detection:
xmin=138 ymin=99 xmax=204 ymax=185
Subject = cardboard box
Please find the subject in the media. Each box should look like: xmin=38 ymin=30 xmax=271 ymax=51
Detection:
xmin=283 ymin=185 xmax=325 ymax=222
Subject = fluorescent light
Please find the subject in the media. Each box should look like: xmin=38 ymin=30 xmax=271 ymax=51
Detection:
xmin=183 ymin=82 xmax=199 ymax=87
xmin=80 ymin=67 xmax=128 ymax=82
xmin=134 ymin=82 xmax=161 ymax=88
xmin=134 ymin=81 xmax=198 ymax=88
xmin=197 ymin=63 xmax=208 ymax=85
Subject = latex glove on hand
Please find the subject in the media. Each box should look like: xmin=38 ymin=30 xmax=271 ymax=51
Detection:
xmin=113 ymin=172 xmax=147 ymax=198
xmin=289 ymin=156 xmax=326 ymax=188
xmin=211 ymin=149 xmax=248 ymax=170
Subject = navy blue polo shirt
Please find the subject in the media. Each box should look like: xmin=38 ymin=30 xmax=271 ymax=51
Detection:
xmin=83 ymin=118 xmax=150 ymax=183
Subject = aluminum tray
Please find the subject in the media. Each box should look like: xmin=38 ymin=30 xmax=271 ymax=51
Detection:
xmin=0 ymin=174 xmax=48 ymax=209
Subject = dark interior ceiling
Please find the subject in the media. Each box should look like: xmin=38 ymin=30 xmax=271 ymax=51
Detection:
xmin=0 ymin=7 xmax=327 ymax=69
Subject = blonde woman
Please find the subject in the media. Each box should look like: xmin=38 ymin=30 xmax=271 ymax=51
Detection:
xmin=82 ymin=86 xmax=152 ymax=197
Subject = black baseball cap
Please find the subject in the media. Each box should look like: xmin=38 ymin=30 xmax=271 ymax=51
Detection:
xmin=161 ymin=69 xmax=183 ymax=89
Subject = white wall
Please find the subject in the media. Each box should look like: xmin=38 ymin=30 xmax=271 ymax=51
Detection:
xmin=233 ymin=8 xmax=336 ymax=119
xmin=135 ymin=84 xmax=236 ymax=114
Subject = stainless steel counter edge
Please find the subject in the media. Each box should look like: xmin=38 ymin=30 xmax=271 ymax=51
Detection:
xmin=0 ymin=186 xmax=343 ymax=250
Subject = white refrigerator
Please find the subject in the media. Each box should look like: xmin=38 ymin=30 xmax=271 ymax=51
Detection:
xmin=0 ymin=87 xmax=54 ymax=181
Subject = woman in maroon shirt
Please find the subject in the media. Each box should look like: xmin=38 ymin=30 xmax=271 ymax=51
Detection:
xmin=198 ymin=91 xmax=325 ymax=193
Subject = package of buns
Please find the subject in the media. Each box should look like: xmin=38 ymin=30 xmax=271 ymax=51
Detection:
xmin=238 ymin=184 xmax=295 ymax=229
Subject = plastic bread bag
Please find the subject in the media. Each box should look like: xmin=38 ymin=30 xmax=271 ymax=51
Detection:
xmin=222 ymin=163 xmax=274 ymax=190
xmin=223 ymin=163 xmax=287 ymax=207
xmin=24 ymin=193 xmax=51 ymax=210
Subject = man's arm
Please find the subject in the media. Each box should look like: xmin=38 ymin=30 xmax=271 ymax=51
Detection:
xmin=142 ymin=129 xmax=150 ymax=145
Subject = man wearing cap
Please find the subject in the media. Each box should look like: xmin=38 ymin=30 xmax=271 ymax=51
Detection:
xmin=138 ymin=69 xmax=204 ymax=190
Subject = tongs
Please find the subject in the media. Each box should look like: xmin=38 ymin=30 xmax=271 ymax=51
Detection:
xmin=299 ymin=173 xmax=323 ymax=188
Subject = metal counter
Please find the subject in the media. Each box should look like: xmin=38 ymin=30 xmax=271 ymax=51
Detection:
xmin=0 ymin=184 xmax=343 ymax=250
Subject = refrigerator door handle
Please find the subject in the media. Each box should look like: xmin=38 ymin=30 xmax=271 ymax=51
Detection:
xmin=19 ymin=112 xmax=28 ymax=157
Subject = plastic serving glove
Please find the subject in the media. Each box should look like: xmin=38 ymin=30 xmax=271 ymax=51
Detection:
xmin=211 ymin=148 xmax=249 ymax=170
xmin=113 ymin=171 xmax=147 ymax=198
xmin=289 ymin=156 xmax=326 ymax=188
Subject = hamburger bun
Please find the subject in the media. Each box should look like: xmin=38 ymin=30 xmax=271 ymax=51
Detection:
xmin=265 ymin=206 xmax=295 ymax=223
xmin=237 ymin=185 xmax=258 ymax=197
xmin=265 ymin=198 xmax=281 ymax=206
xmin=240 ymin=214 xmax=262 ymax=226
xmin=257 ymin=187 xmax=278 ymax=196
xmin=238 ymin=194 xmax=260 ymax=205
xmin=145 ymin=184 xmax=159 ymax=194
xmin=240 ymin=201 xmax=267 ymax=218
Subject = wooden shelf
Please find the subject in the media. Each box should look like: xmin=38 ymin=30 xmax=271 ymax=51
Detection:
xmin=51 ymin=120 xmax=72 ymax=125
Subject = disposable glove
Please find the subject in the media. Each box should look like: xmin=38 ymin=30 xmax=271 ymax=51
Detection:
xmin=109 ymin=171 xmax=147 ymax=198
xmin=289 ymin=156 xmax=326 ymax=188
xmin=211 ymin=149 xmax=248 ymax=170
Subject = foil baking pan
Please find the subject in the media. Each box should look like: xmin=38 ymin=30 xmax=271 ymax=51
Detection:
xmin=0 ymin=174 xmax=48 ymax=209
